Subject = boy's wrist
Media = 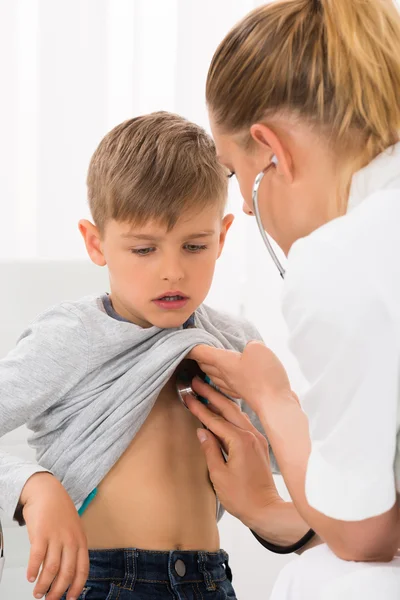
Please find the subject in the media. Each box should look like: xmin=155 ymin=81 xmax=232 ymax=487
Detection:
xmin=19 ymin=471 xmax=54 ymax=507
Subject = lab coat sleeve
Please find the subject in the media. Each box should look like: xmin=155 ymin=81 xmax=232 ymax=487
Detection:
xmin=282 ymin=238 xmax=398 ymax=521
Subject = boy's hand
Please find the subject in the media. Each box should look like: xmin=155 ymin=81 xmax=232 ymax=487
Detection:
xmin=20 ymin=473 xmax=89 ymax=600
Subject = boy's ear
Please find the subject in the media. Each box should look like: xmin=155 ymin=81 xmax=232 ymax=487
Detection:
xmin=78 ymin=219 xmax=106 ymax=266
xmin=217 ymin=213 xmax=234 ymax=258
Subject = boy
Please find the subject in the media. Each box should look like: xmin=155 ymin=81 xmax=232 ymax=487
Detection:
xmin=0 ymin=112 xmax=265 ymax=600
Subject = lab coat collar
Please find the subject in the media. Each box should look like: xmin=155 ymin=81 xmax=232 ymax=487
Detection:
xmin=347 ymin=141 xmax=400 ymax=213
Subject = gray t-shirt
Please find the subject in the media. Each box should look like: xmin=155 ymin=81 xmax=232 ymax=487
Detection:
xmin=0 ymin=295 xmax=276 ymax=523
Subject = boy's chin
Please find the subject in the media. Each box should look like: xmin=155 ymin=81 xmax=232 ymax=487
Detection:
xmin=150 ymin=311 xmax=193 ymax=330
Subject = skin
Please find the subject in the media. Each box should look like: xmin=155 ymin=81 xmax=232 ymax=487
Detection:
xmin=19 ymin=206 xmax=234 ymax=600
xmin=186 ymin=114 xmax=400 ymax=562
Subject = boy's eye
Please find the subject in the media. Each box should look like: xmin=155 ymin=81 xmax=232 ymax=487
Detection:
xmin=131 ymin=247 xmax=155 ymax=256
xmin=184 ymin=244 xmax=208 ymax=253
xmin=227 ymin=171 xmax=235 ymax=179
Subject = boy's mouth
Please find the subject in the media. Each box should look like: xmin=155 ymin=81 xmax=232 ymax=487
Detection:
xmin=153 ymin=291 xmax=189 ymax=311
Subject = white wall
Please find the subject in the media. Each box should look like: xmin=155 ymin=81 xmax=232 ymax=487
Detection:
xmin=0 ymin=2 xmax=305 ymax=598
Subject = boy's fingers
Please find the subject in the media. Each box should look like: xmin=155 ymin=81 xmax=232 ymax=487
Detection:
xmin=27 ymin=539 xmax=47 ymax=583
xmin=46 ymin=545 xmax=78 ymax=600
xmin=67 ymin=546 xmax=89 ymax=600
xmin=34 ymin=542 xmax=62 ymax=598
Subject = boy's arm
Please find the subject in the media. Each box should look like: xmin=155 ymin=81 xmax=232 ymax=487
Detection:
xmin=0 ymin=304 xmax=90 ymax=600
xmin=0 ymin=304 xmax=88 ymax=521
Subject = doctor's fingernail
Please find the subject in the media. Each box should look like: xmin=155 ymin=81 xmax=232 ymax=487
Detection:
xmin=197 ymin=429 xmax=208 ymax=443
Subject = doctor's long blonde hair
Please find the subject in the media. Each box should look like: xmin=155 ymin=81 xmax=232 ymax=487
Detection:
xmin=206 ymin=0 xmax=400 ymax=204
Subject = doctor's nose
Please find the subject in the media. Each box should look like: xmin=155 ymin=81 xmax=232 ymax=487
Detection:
xmin=243 ymin=201 xmax=254 ymax=216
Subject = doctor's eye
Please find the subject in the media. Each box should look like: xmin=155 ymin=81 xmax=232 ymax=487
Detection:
xmin=227 ymin=171 xmax=236 ymax=179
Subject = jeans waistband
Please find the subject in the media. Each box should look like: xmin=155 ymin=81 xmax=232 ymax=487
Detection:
xmin=87 ymin=548 xmax=232 ymax=592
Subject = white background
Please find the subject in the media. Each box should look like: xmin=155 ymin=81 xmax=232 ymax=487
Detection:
xmin=0 ymin=1 xmax=307 ymax=598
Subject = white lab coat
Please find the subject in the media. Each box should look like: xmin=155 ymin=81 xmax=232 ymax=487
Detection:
xmin=272 ymin=143 xmax=400 ymax=599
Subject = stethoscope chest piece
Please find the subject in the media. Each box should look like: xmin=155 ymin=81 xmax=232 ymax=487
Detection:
xmin=176 ymin=359 xmax=210 ymax=408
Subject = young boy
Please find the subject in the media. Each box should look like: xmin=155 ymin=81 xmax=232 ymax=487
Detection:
xmin=0 ymin=112 xmax=265 ymax=600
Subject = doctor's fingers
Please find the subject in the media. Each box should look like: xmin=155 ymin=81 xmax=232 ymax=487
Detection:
xmin=188 ymin=380 xmax=263 ymax=440
xmin=188 ymin=346 xmax=241 ymax=375
xmin=203 ymin=376 xmax=241 ymax=399
xmin=191 ymin=379 xmax=270 ymax=451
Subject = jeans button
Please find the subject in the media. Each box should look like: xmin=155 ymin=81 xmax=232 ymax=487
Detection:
xmin=175 ymin=559 xmax=186 ymax=577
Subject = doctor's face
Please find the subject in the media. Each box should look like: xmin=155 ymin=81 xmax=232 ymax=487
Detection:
xmin=209 ymin=114 xmax=339 ymax=255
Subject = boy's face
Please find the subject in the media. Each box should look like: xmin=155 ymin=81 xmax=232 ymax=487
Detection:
xmin=80 ymin=207 xmax=233 ymax=328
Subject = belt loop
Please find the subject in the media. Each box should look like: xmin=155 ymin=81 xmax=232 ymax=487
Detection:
xmin=197 ymin=552 xmax=216 ymax=592
xmin=122 ymin=549 xmax=138 ymax=590
xmin=224 ymin=559 xmax=233 ymax=583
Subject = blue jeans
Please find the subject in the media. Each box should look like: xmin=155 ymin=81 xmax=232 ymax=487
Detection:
xmin=61 ymin=548 xmax=237 ymax=599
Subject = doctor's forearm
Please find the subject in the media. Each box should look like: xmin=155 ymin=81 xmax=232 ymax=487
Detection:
xmin=255 ymin=393 xmax=400 ymax=562
xmin=256 ymin=395 xmax=313 ymax=525
xmin=244 ymin=497 xmax=321 ymax=551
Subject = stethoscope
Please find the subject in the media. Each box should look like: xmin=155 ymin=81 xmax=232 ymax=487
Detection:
xmin=176 ymin=175 xmax=315 ymax=551
xmin=252 ymin=155 xmax=286 ymax=279
xmin=176 ymin=154 xmax=286 ymax=406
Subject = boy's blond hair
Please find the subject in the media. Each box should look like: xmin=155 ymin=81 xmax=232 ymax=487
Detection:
xmin=87 ymin=111 xmax=228 ymax=233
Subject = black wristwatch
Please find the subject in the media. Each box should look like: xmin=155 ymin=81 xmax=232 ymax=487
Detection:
xmin=250 ymin=527 xmax=315 ymax=555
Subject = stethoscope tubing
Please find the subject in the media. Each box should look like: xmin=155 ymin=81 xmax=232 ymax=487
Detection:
xmin=252 ymin=158 xmax=286 ymax=279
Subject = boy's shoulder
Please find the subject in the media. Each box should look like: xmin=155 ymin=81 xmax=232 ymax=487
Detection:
xmin=19 ymin=295 xmax=111 ymax=347
xmin=195 ymin=304 xmax=262 ymax=351
xmin=27 ymin=295 xmax=104 ymax=328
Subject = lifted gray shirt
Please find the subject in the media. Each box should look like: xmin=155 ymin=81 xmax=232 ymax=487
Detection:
xmin=0 ymin=295 xmax=272 ymax=523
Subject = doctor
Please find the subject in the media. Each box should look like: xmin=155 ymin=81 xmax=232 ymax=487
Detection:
xmin=186 ymin=0 xmax=400 ymax=598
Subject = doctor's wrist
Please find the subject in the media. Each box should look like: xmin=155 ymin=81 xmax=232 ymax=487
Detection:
xmin=254 ymin=388 xmax=301 ymax=423
xmin=245 ymin=499 xmax=311 ymax=548
xmin=239 ymin=492 xmax=284 ymax=531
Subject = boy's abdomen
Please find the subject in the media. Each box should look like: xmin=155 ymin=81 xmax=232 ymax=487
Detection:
xmin=80 ymin=376 xmax=220 ymax=551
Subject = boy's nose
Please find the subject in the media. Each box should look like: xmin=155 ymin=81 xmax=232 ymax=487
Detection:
xmin=161 ymin=259 xmax=185 ymax=283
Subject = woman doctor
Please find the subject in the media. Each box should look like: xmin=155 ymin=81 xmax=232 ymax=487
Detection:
xmin=185 ymin=0 xmax=400 ymax=598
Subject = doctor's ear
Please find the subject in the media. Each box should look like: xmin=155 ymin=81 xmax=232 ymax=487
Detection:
xmin=249 ymin=124 xmax=293 ymax=183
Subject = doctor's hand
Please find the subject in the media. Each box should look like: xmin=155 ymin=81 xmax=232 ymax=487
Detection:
xmin=185 ymin=378 xmax=281 ymax=525
xmin=188 ymin=341 xmax=293 ymax=414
